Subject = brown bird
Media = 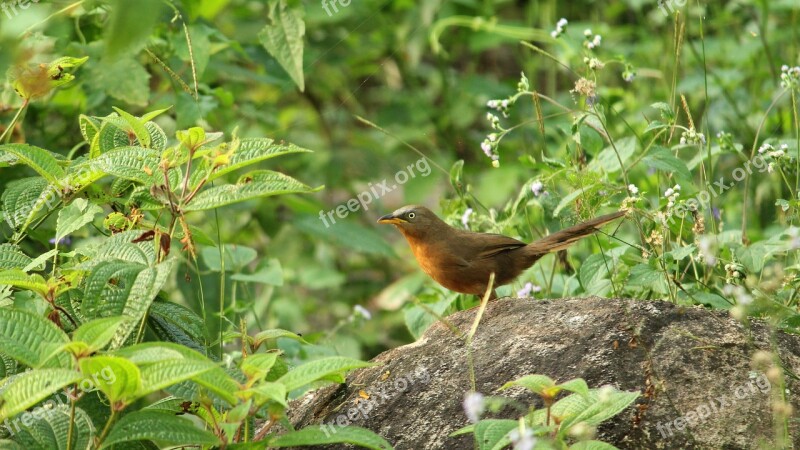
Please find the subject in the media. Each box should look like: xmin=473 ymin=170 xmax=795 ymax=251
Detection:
xmin=378 ymin=205 xmax=625 ymax=299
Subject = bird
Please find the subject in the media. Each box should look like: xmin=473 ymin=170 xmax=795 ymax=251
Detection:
xmin=378 ymin=205 xmax=625 ymax=299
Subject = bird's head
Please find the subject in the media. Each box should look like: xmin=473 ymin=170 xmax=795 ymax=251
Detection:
xmin=377 ymin=205 xmax=442 ymax=238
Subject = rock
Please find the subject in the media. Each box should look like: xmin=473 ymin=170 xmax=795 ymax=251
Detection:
xmin=287 ymin=297 xmax=800 ymax=449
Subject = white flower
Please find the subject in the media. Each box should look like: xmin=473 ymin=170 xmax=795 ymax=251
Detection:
xmin=481 ymin=140 xmax=492 ymax=156
xmin=673 ymin=184 xmax=681 ymax=191
xmin=584 ymin=28 xmax=592 ymax=36
xmin=551 ymin=30 xmax=558 ymax=38
xmin=664 ymin=188 xmax=674 ymax=197
xmin=353 ymin=305 xmax=372 ymax=320
xmin=628 ymin=184 xmax=639 ymax=195
xmin=531 ymin=180 xmax=545 ymax=197
xmin=557 ymin=18 xmax=568 ymax=28
xmin=488 ymin=133 xmax=497 ymax=142
xmin=461 ymin=208 xmax=473 ymax=228
xmin=487 ymin=100 xmax=498 ymax=108
xmin=463 ymin=392 xmax=485 ymax=423
xmin=509 ymin=427 xmax=536 ymax=450
xmin=501 ymin=99 xmax=509 ymax=108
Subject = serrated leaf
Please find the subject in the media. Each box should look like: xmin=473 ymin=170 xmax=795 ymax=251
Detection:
xmin=258 ymin=0 xmax=305 ymax=91
xmin=100 ymin=410 xmax=220 ymax=448
xmin=241 ymin=353 xmax=280 ymax=381
xmin=206 ymin=138 xmax=311 ymax=182
xmin=73 ymin=316 xmax=132 ymax=353
xmin=183 ymin=170 xmax=321 ymax=211
xmin=559 ymin=390 xmax=639 ymax=431
xmin=472 ymin=419 xmax=518 ymax=450
xmin=277 ymin=357 xmax=373 ymax=392
xmin=79 ymin=114 xmax=101 ymax=144
xmin=12 ymin=404 xmax=95 ymax=450
xmin=0 ymin=244 xmax=33 ymax=270
xmin=558 ymin=378 xmax=590 ymax=398
xmin=0 ymin=308 xmax=71 ymax=369
xmin=243 ymin=380 xmax=287 ymax=407
xmin=269 ymin=425 xmax=392 ymax=450
xmin=2 ymin=177 xmax=49 ymax=229
xmin=112 ymin=107 xmax=151 ymax=148
xmin=500 ymin=374 xmax=556 ymax=396
xmin=0 ymin=144 xmax=65 ymax=184
xmin=82 ymin=146 xmax=160 ymax=184
xmin=55 ymin=198 xmax=103 ymax=243
xmin=0 ymin=369 xmax=83 ymax=421
xmin=79 ymin=356 xmax=142 ymax=404
xmin=137 ymin=359 xmax=216 ymax=397
xmin=147 ymin=299 xmax=207 ymax=353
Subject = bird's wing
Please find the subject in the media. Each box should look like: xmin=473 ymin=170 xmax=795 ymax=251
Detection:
xmin=468 ymin=233 xmax=527 ymax=260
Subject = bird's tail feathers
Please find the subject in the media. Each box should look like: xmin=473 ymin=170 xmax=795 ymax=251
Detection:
xmin=525 ymin=210 xmax=625 ymax=257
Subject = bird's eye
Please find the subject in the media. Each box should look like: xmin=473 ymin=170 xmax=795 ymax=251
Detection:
xmin=407 ymin=212 xmax=416 ymax=219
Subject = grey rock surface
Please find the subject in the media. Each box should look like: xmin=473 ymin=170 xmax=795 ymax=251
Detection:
xmin=287 ymin=297 xmax=800 ymax=449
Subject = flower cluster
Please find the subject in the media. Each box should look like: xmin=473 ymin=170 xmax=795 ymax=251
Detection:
xmin=583 ymin=29 xmax=602 ymax=49
xmin=663 ymin=184 xmax=681 ymax=209
xmin=679 ymin=128 xmax=706 ymax=145
xmin=584 ymin=57 xmax=604 ymax=71
xmin=780 ymin=64 xmax=800 ymax=89
xmin=530 ymin=180 xmax=546 ymax=197
xmin=461 ymin=208 xmax=473 ymax=229
xmin=480 ymin=131 xmax=500 ymax=165
xmin=486 ymin=98 xmax=512 ymax=118
xmin=758 ymin=142 xmax=790 ymax=173
xmin=571 ymin=77 xmax=597 ymax=105
xmin=724 ymin=262 xmax=746 ymax=284
xmin=516 ymin=282 xmax=542 ymax=298
xmin=621 ymin=184 xmax=641 ymax=212
xmin=517 ymin=72 xmax=529 ymax=93
xmin=551 ymin=18 xmax=568 ymax=38
xmin=716 ymin=131 xmax=736 ymax=152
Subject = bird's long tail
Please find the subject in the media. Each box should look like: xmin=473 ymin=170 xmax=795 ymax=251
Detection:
xmin=524 ymin=210 xmax=626 ymax=257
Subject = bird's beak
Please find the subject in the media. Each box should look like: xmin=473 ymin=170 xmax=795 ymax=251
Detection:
xmin=377 ymin=213 xmax=405 ymax=225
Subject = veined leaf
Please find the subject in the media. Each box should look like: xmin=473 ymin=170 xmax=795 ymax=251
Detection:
xmin=277 ymin=357 xmax=374 ymax=392
xmin=73 ymin=316 xmax=132 ymax=353
xmin=205 ymin=138 xmax=311 ymax=183
xmin=269 ymin=425 xmax=392 ymax=450
xmin=82 ymin=260 xmax=146 ymax=319
xmin=258 ymin=0 xmax=306 ymax=91
xmin=0 ymin=144 xmax=65 ymax=184
xmin=79 ymin=356 xmax=142 ymax=405
xmin=100 ymin=410 xmax=220 ymax=448
xmin=472 ymin=419 xmax=518 ymax=450
xmin=0 ymin=269 xmax=48 ymax=296
xmin=242 ymin=380 xmax=287 ymax=407
xmin=11 ymin=404 xmax=95 ymax=450
xmin=0 ymin=244 xmax=33 ymax=270
xmin=113 ymin=107 xmax=151 ymax=148
xmin=0 ymin=308 xmax=71 ymax=369
xmin=183 ymin=170 xmax=321 ymax=211
xmin=641 ymin=146 xmax=692 ymax=180
xmin=1 ymin=177 xmax=48 ymax=229
xmin=79 ymin=114 xmax=101 ymax=144
xmin=147 ymin=299 xmax=207 ymax=353
xmin=253 ymin=329 xmax=308 ymax=348
xmin=500 ymin=374 xmax=557 ymax=397
xmin=55 ymin=198 xmax=103 ymax=244
xmin=137 ymin=359 xmax=216 ymax=397
xmin=81 ymin=146 xmax=160 ymax=184
xmin=0 ymin=369 xmax=83 ymax=422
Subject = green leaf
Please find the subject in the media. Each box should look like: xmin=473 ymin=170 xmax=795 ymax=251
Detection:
xmin=640 ymin=146 xmax=692 ymax=180
xmin=100 ymin=410 xmax=220 ymax=448
xmin=82 ymin=260 xmax=146 ymax=319
xmin=89 ymin=57 xmax=151 ymax=107
xmin=137 ymin=359 xmax=216 ymax=397
xmin=0 ymin=307 xmax=71 ymax=368
xmin=73 ymin=316 xmax=132 ymax=353
xmin=1 ymin=177 xmax=48 ymax=229
xmin=231 ymin=258 xmax=283 ymax=285
xmin=472 ymin=419 xmax=517 ymax=450
xmin=0 ymin=244 xmax=33 ymax=270
xmin=0 ymin=269 xmax=48 ymax=295
xmin=112 ymin=107 xmax=151 ymax=148
xmin=183 ymin=171 xmax=321 ymax=211
xmin=558 ymin=390 xmax=639 ymax=431
xmin=587 ymin=136 xmax=636 ymax=174
xmin=200 ymin=244 xmax=257 ymax=272
xmin=691 ymin=291 xmax=732 ymax=310
xmin=241 ymin=353 xmax=280 ymax=380
xmin=253 ymin=329 xmax=308 ymax=348
xmin=0 ymin=144 xmax=65 ymax=184
xmin=206 ymin=138 xmax=312 ymax=182
xmin=55 ymin=198 xmax=103 ymax=243
xmin=245 ymin=381 xmax=288 ymax=408
xmin=104 ymin=0 xmax=164 ymax=59
xmin=79 ymin=355 xmax=142 ymax=404
xmin=736 ymin=242 xmax=771 ymax=273
xmin=79 ymin=114 xmax=101 ymax=144
xmin=258 ymin=0 xmax=306 ymax=91
xmin=553 ymin=185 xmax=594 ymax=217
xmin=666 ymin=244 xmax=696 ymax=261
xmin=0 ymin=369 xmax=83 ymax=421
xmin=147 ymin=299 xmax=207 ymax=353
xmin=82 ymin=147 xmax=160 ymax=184
xmin=557 ymin=378 xmax=590 ymax=398
xmin=269 ymin=425 xmax=392 ymax=450
xmin=12 ymin=404 xmax=95 ymax=450
xmin=500 ymin=374 xmax=556 ymax=396
xmin=277 ymin=357 xmax=373 ymax=392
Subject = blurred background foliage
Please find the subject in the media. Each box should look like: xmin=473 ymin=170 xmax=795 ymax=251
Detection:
xmin=1 ymin=0 xmax=799 ymax=362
